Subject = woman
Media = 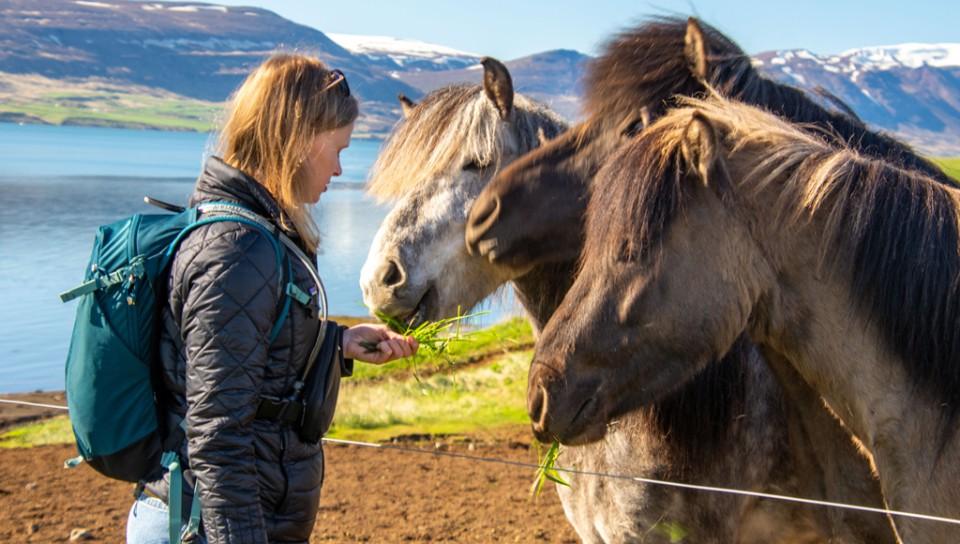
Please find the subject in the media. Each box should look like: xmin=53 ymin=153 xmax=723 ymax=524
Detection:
xmin=126 ymin=54 xmax=418 ymax=543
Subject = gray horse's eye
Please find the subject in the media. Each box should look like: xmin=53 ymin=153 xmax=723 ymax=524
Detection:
xmin=463 ymin=160 xmax=485 ymax=172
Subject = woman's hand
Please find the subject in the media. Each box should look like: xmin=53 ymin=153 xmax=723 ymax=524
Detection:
xmin=342 ymin=323 xmax=419 ymax=364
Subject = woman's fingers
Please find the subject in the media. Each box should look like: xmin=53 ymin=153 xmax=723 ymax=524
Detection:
xmin=382 ymin=338 xmax=410 ymax=359
xmin=377 ymin=339 xmax=397 ymax=360
xmin=396 ymin=338 xmax=415 ymax=358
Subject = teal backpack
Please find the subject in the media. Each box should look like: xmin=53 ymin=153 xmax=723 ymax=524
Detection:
xmin=60 ymin=198 xmax=329 ymax=543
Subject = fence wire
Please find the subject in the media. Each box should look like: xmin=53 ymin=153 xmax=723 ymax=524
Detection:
xmin=2 ymin=397 xmax=959 ymax=527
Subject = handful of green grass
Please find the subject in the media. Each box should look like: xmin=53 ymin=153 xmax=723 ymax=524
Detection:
xmin=359 ymin=307 xmax=488 ymax=358
xmin=530 ymin=439 xmax=569 ymax=498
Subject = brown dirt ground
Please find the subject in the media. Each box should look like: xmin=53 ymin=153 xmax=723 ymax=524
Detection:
xmin=0 ymin=393 xmax=579 ymax=543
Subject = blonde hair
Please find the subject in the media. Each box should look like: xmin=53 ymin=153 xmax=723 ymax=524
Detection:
xmin=218 ymin=53 xmax=359 ymax=249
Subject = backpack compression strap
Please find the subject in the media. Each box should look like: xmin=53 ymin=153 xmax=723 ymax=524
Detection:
xmin=160 ymin=451 xmax=202 ymax=544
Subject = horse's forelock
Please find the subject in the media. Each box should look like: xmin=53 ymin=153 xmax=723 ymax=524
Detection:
xmin=582 ymin=114 xmax=688 ymax=271
xmin=366 ymin=85 xmax=565 ymax=202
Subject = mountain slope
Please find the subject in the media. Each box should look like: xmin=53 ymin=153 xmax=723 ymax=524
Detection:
xmin=754 ymin=44 xmax=960 ymax=155
xmin=0 ymin=0 xmax=418 ymax=103
xmin=327 ymin=33 xmax=481 ymax=72
xmin=396 ymin=49 xmax=590 ymax=120
xmin=1 ymin=1 xmax=957 ymax=153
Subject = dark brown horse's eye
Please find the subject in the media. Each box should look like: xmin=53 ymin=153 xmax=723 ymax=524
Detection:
xmin=463 ymin=160 xmax=484 ymax=172
xmin=621 ymin=119 xmax=644 ymax=138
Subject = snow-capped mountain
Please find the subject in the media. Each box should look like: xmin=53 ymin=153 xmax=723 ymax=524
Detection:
xmin=754 ymin=44 xmax=960 ymax=155
xmin=757 ymin=44 xmax=960 ymax=80
xmin=327 ymin=33 xmax=481 ymax=72
xmin=0 ymin=0 xmax=419 ymax=103
xmin=3 ymin=1 xmax=958 ymax=151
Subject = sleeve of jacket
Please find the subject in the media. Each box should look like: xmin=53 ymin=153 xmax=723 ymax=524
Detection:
xmin=177 ymin=226 xmax=281 ymax=544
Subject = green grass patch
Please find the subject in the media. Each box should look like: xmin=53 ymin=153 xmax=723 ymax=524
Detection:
xmin=0 ymin=415 xmax=73 ymax=448
xmin=0 ymin=318 xmax=534 ymax=448
xmin=328 ymin=350 xmax=533 ymax=442
xmin=933 ymin=157 xmax=960 ymax=182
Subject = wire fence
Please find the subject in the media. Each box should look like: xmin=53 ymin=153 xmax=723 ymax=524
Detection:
xmin=2 ymin=397 xmax=959 ymax=527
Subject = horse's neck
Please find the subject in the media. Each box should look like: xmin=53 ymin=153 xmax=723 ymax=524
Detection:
xmin=510 ymin=260 xmax=577 ymax=333
xmin=745 ymin=189 xmax=951 ymax=471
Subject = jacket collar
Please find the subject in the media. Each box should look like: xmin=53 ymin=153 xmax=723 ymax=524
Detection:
xmin=190 ymin=156 xmax=303 ymax=244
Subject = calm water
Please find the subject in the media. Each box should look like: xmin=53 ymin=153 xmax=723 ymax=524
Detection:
xmin=0 ymin=123 xmax=513 ymax=392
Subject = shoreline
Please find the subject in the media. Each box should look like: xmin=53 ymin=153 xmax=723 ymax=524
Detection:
xmin=0 ymin=391 xmax=68 ymax=432
xmin=0 ymin=118 xmax=388 ymax=140
xmin=0 ymin=314 xmax=376 ymax=430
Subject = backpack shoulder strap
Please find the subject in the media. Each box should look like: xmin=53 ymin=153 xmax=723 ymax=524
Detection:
xmin=196 ymin=203 xmax=329 ymax=374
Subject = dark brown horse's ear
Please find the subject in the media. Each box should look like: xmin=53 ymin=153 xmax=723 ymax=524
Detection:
xmin=619 ymin=106 xmax=653 ymax=137
xmin=640 ymin=106 xmax=652 ymax=130
xmin=537 ymin=127 xmax=550 ymax=146
xmin=681 ymin=112 xmax=723 ymax=187
xmin=398 ymin=93 xmax=417 ymax=118
xmin=481 ymin=57 xmax=514 ymax=120
xmin=684 ymin=17 xmax=709 ymax=81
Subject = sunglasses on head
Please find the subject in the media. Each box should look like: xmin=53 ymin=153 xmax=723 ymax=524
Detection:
xmin=321 ymin=69 xmax=350 ymax=97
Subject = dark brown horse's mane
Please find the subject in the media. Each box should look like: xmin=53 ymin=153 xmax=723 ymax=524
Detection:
xmin=585 ymin=17 xmax=949 ymax=183
xmin=591 ymin=97 xmax=960 ymax=431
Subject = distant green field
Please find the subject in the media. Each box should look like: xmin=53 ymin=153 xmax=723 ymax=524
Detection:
xmin=0 ymin=318 xmax=535 ymax=448
xmin=933 ymin=157 xmax=960 ymax=182
xmin=0 ymin=90 xmax=220 ymax=132
xmin=0 ymin=76 xmax=392 ymax=137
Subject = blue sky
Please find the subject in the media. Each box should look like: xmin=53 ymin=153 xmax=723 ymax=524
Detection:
xmin=163 ymin=1 xmax=958 ymax=59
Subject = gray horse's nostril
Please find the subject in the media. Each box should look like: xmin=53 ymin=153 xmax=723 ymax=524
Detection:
xmin=380 ymin=259 xmax=405 ymax=288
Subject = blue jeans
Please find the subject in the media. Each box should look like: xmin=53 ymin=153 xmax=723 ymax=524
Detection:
xmin=126 ymin=494 xmax=206 ymax=544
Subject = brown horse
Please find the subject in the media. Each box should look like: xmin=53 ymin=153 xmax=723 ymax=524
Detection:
xmin=363 ymin=20 xmax=897 ymax=544
xmin=529 ymin=94 xmax=960 ymax=543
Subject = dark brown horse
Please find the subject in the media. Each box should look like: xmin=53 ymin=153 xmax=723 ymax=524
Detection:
xmin=465 ymin=18 xmax=949 ymax=271
xmin=530 ymin=94 xmax=960 ymax=543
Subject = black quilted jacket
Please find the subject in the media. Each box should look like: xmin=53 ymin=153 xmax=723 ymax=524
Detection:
xmin=148 ymin=156 xmax=329 ymax=543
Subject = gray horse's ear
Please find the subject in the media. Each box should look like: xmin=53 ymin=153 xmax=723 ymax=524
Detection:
xmin=684 ymin=17 xmax=709 ymax=81
xmin=398 ymin=93 xmax=417 ymax=118
xmin=682 ymin=112 xmax=725 ymax=188
xmin=481 ymin=57 xmax=513 ymax=120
